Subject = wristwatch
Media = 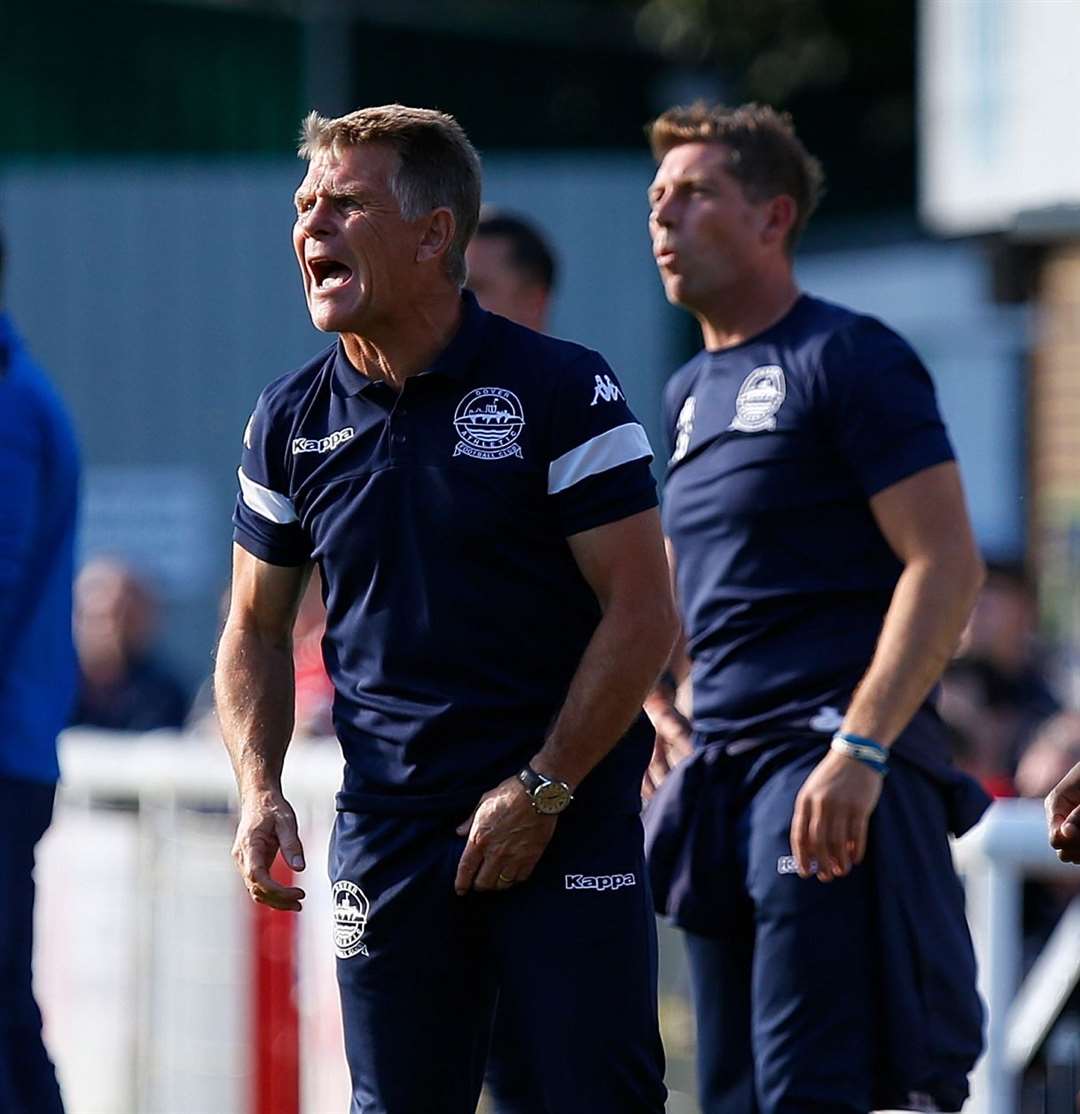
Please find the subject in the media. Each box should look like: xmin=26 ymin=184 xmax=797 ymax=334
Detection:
xmin=518 ymin=765 xmax=574 ymax=815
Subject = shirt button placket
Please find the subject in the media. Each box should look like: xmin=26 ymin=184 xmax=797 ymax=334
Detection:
xmin=390 ymin=398 xmax=408 ymax=461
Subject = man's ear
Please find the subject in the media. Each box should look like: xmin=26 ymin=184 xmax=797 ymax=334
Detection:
xmin=416 ymin=208 xmax=456 ymax=265
xmin=760 ymin=194 xmax=797 ymax=249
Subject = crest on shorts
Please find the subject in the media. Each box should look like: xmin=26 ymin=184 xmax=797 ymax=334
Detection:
xmin=729 ymin=365 xmax=786 ymax=433
xmin=452 ymin=387 xmax=525 ymax=460
xmin=332 ymin=880 xmax=370 ymax=958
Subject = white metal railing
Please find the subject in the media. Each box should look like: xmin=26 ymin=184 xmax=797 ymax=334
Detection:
xmin=954 ymin=798 xmax=1080 ymax=1114
xmin=44 ymin=729 xmax=349 ymax=1114
xmin=46 ymin=735 xmax=1080 ymax=1114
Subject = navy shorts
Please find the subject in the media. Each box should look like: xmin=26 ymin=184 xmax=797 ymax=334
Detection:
xmin=330 ymin=808 xmax=667 ymax=1114
xmin=645 ymin=732 xmax=984 ymax=1114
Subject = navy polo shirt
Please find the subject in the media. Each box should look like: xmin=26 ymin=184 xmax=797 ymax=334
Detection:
xmin=234 ymin=293 xmax=657 ymax=814
xmin=662 ymin=294 xmax=955 ymax=742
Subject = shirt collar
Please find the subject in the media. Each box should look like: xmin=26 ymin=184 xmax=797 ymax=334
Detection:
xmin=332 ymin=290 xmax=488 ymax=398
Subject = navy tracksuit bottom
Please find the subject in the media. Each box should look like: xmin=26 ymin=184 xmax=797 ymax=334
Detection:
xmin=0 ymin=776 xmax=65 ymax=1114
xmin=645 ymin=732 xmax=987 ymax=1114
xmin=330 ymin=808 xmax=667 ymax=1114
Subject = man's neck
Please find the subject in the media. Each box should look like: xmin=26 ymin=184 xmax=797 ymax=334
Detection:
xmin=698 ymin=270 xmax=801 ymax=352
xmin=340 ymin=287 xmax=463 ymax=390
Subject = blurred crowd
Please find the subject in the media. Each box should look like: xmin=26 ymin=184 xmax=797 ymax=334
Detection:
xmin=71 ymin=555 xmax=1079 ymax=780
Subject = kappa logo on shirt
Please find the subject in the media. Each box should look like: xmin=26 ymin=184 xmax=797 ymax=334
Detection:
xmin=292 ymin=427 xmax=355 ymax=455
xmin=565 ymin=872 xmax=636 ymax=892
xmin=729 ymin=365 xmax=786 ymax=433
xmin=590 ymin=374 xmax=624 ymax=406
xmin=332 ymin=880 xmax=370 ymax=958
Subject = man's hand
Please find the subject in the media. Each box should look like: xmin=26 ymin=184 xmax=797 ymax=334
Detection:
xmin=232 ymin=789 xmax=307 ymax=911
xmin=1047 ymin=760 xmax=1080 ymax=863
xmin=454 ymin=776 xmax=557 ymax=895
xmin=790 ymin=749 xmax=883 ymax=882
xmin=642 ymin=694 xmax=693 ymax=799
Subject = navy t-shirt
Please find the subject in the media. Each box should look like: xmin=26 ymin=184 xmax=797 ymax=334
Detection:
xmin=234 ymin=292 xmax=658 ymax=814
xmin=662 ymin=294 xmax=955 ymax=742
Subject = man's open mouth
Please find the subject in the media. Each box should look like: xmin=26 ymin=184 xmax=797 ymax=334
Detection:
xmin=310 ymin=258 xmax=353 ymax=290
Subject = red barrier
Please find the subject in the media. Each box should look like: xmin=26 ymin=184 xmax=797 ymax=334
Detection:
xmin=252 ymin=857 xmax=300 ymax=1114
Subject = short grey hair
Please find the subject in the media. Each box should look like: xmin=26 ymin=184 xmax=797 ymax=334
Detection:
xmin=299 ymin=104 xmax=482 ymax=287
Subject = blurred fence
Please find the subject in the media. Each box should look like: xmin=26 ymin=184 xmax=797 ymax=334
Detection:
xmin=38 ymin=731 xmax=699 ymax=1114
xmin=38 ymin=733 xmax=1080 ymax=1114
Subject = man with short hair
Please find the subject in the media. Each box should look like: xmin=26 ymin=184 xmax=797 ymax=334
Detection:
xmin=216 ymin=104 xmax=674 ymax=1114
xmin=466 ymin=210 xmax=557 ymax=332
xmin=641 ymin=102 xmax=990 ymax=1114
xmin=0 ymin=230 xmax=79 ymax=1114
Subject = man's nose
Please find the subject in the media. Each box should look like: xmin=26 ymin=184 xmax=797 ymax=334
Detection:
xmin=650 ymin=195 xmax=676 ymax=228
xmin=299 ymin=196 xmax=334 ymax=236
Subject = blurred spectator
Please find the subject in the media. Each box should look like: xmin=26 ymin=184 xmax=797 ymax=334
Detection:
xmin=1014 ymin=714 xmax=1080 ymax=976
xmin=940 ymin=560 xmax=1060 ymax=794
xmin=0 ymin=227 xmax=78 ymax=1113
xmin=70 ymin=557 xmax=189 ymax=731
xmin=465 ymin=209 xmax=556 ymax=331
xmin=1016 ymin=712 xmax=1080 ymax=802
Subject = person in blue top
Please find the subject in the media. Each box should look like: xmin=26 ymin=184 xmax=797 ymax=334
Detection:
xmin=640 ymin=103 xmax=991 ymax=1114
xmin=0 ymin=231 xmax=80 ymax=1114
xmin=215 ymin=104 xmax=677 ymax=1114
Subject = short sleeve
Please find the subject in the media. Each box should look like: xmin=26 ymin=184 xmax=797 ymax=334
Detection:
xmin=820 ymin=317 xmax=954 ymax=496
xmin=232 ymin=390 xmax=312 ymax=566
xmin=545 ymin=353 xmax=657 ymax=536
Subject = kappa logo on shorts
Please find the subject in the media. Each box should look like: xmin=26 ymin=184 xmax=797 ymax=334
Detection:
xmin=292 ymin=427 xmax=354 ymax=455
xmin=729 ymin=365 xmax=786 ymax=433
xmin=808 ymin=705 xmax=844 ymax=733
xmin=332 ymin=880 xmax=370 ymax=958
xmin=777 ymin=856 xmax=819 ymax=875
xmin=565 ymin=872 xmax=636 ymax=892
xmin=452 ymin=387 xmax=525 ymax=461
xmin=906 ymin=1094 xmax=941 ymax=1113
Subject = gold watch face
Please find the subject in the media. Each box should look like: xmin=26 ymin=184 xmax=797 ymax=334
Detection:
xmin=533 ymin=781 xmax=572 ymax=814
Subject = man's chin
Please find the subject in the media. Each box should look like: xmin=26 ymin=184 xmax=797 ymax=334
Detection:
xmin=307 ymin=299 xmax=355 ymax=334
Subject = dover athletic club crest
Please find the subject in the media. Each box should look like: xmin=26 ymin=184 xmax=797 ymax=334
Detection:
xmin=729 ymin=365 xmax=787 ymax=433
xmin=453 ymin=387 xmax=525 ymax=461
xmin=332 ymin=880 xmax=370 ymax=959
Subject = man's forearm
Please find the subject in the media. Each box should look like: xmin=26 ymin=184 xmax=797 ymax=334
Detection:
xmin=531 ymin=601 xmax=677 ymax=788
xmin=843 ymin=554 xmax=983 ymax=747
xmin=215 ymin=620 xmax=297 ymax=797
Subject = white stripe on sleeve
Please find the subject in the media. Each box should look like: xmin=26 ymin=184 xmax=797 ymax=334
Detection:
xmin=238 ymin=467 xmax=298 ymax=525
xmin=547 ymin=422 xmax=653 ymax=495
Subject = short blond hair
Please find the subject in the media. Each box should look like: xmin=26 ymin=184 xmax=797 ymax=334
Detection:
xmin=648 ymin=102 xmax=825 ymax=254
xmin=300 ymin=104 xmax=482 ymax=286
